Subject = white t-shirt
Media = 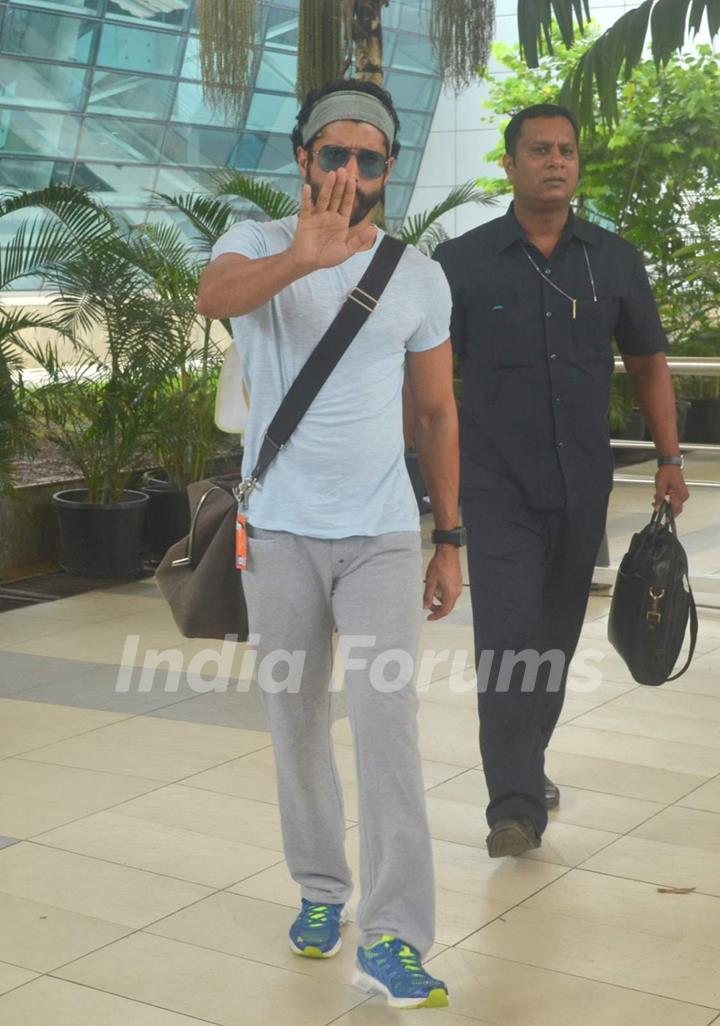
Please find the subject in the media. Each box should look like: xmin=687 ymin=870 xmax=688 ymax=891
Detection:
xmin=211 ymin=215 xmax=451 ymax=538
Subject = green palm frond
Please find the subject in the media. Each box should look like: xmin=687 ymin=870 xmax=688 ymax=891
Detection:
xmin=209 ymin=170 xmax=300 ymax=220
xmin=0 ymin=217 xmax=82 ymax=291
xmin=152 ymin=192 xmax=239 ymax=249
xmin=414 ymin=222 xmax=452 ymax=257
xmin=0 ymin=308 xmax=62 ymax=495
xmin=518 ymin=0 xmax=720 ymax=127
xmin=131 ymin=222 xmax=197 ymax=277
xmin=517 ymin=0 xmax=592 ymax=67
xmin=0 ymin=184 xmax=117 ymax=243
xmin=399 ymin=182 xmax=499 ymax=249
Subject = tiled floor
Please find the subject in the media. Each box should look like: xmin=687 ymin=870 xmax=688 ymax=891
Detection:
xmin=0 ymin=476 xmax=719 ymax=1025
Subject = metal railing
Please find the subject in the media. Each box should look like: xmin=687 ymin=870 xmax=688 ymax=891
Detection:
xmin=600 ymin=356 xmax=720 ymax=599
xmin=612 ymin=356 xmax=720 ymax=489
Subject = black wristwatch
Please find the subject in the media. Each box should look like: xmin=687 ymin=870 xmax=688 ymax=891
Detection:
xmin=657 ymin=454 xmax=684 ymax=469
xmin=431 ymin=526 xmax=467 ymax=547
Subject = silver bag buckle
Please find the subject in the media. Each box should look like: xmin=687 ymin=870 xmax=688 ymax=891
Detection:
xmin=348 ymin=286 xmax=378 ymax=313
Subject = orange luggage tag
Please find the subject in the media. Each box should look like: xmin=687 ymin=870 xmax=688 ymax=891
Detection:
xmin=235 ymin=502 xmax=247 ymax=570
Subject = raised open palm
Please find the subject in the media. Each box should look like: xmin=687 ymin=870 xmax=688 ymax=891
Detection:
xmin=290 ymin=169 xmax=376 ymax=270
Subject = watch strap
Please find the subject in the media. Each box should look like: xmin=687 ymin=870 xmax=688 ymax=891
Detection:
xmin=431 ymin=526 xmax=467 ymax=547
xmin=657 ymin=455 xmax=684 ymax=468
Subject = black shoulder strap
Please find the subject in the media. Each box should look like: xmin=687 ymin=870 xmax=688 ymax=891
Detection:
xmin=248 ymin=233 xmax=406 ymax=486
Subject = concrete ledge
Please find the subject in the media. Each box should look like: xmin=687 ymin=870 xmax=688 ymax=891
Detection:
xmin=0 ymin=478 xmax=83 ymax=575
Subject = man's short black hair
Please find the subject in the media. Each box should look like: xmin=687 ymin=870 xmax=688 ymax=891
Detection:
xmin=290 ymin=78 xmax=402 ymax=161
xmin=504 ymin=104 xmax=579 ymax=158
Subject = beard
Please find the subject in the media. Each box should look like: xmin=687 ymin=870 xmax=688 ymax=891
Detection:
xmin=307 ymin=171 xmax=385 ymax=226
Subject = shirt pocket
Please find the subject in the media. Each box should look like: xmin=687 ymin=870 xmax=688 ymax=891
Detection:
xmin=465 ymin=303 xmax=536 ymax=371
xmin=572 ymin=296 xmax=619 ymax=368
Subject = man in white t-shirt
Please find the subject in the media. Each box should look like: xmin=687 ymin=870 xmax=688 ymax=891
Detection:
xmin=197 ymin=79 xmax=461 ymax=1010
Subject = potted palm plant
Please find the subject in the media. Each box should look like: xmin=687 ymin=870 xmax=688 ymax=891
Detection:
xmin=1 ymin=185 xmax=177 ymax=576
xmin=0 ymin=208 xmax=86 ymax=495
xmin=124 ymin=220 xmax=237 ymax=561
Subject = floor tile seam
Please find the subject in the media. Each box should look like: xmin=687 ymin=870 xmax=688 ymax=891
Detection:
xmin=466 ymin=897 xmax=720 ymax=952
xmin=9 ymin=753 xmax=169 ymax=783
xmin=545 ymin=772 xmax=712 ymax=803
xmin=0 ymin=881 xmax=140 ymax=937
xmin=0 ymin=973 xmax=44 ymax=1004
xmin=554 ymin=686 xmax=644 ymax=726
xmin=562 ymin=718 xmax=720 ymax=759
xmin=0 ymin=840 xmax=221 ymax=895
xmin=424 ymin=765 xmax=483 ymax=797
xmin=20 ymin=881 xmax=244 ymax=979
xmin=611 ymin=795 xmax=684 ymax=841
xmin=0 ymin=709 xmax=140 ymax=759
xmin=42 ymin=972 xmax=224 ymax=1025
xmin=138 ymin=922 xmax=373 ymax=991
xmin=166 ymin=780 xmax=281 ymax=809
xmin=52 ymin=925 xmax=366 ymax=1000
xmin=79 ymin=806 xmax=288 ymax=858
xmin=10 ymin=732 xmax=274 ymax=779
xmin=434 ymin=861 xmax=574 ymax=917
xmin=566 ymin=864 xmax=720 ymax=900
xmin=3 ymin=606 xmax=166 ymax=631
xmin=21 ymin=792 xmax=287 ymax=857
xmin=444 ymin=866 xmax=576 ymax=951
xmin=0 ymin=967 xmax=218 ymax=1025
xmin=447 ymin=948 xmax=720 ymax=1013
xmin=668 ymin=768 xmax=720 ymax=810
xmin=8 ymin=677 xmax=225 ymax=715
xmin=18 ymin=799 xmax=172 ymax=843
xmin=2 ymin=774 xmax=176 ymax=820
xmin=0 ymin=621 xmax=97 ymax=647
xmin=570 ymin=686 xmax=720 ymax=721
xmin=536 ymin=822 xmax=625 ymax=872
xmin=161 ymin=742 xmax=276 ymax=788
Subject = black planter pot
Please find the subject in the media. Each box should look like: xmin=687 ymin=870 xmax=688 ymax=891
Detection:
xmin=684 ymin=397 xmax=720 ymax=444
xmin=613 ymin=408 xmax=652 ymax=466
xmin=614 ymin=407 xmax=646 ymax=441
xmin=140 ymin=476 xmax=191 ymax=564
xmin=52 ymin=489 xmax=149 ymax=578
xmin=641 ymin=398 xmax=691 ymax=444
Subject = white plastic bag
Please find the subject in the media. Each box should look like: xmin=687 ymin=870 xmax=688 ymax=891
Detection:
xmin=214 ymin=345 xmax=249 ymax=433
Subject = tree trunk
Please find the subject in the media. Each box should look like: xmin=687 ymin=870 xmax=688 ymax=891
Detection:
xmin=352 ymin=0 xmax=386 ymax=84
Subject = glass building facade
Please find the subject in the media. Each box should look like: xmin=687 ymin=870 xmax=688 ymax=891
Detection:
xmin=0 ymin=0 xmax=442 ymax=236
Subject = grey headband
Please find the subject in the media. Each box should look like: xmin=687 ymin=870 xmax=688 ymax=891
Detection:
xmin=301 ymin=92 xmax=396 ymax=150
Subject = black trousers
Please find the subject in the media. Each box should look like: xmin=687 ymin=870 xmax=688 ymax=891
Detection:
xmin=463 ymin=482 xmax=609 ymax=836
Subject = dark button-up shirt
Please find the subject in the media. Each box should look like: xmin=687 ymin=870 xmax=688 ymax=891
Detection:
xmin=433 ymin=203 xmax=668 ymax=510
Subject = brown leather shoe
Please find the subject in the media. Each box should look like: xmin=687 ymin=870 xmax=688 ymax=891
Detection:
xmin=544 ymin=775 xmax=560 ymax=810
xmin=486 ymin=817 xmax=541 ymax=858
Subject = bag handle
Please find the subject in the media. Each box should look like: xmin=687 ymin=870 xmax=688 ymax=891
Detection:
xmin=171 ymin=484 xmax=224 ymax=568
xmin=664 ymin=582 xmax=698 ymax=682
xmin=239 ymin=234 xmax=407 ymax=502
xmin=653 ymin=499 xmax=698 ymax=682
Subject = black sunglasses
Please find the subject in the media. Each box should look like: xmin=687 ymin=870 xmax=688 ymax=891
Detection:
xmin=312 ymin=144 xmax=389 ymax=179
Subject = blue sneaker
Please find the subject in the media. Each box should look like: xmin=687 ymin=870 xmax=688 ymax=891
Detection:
xmin=289 ymin=899 xmax=346 ymax=958
xmin=353 ymin=935 xmax=449 ymax=1008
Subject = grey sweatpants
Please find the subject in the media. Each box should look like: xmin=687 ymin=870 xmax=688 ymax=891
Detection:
xmin=242 ymin=526 xmax=434 ymax=956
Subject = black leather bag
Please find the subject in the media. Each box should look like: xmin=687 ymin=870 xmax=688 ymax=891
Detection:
xmin=155 ymin=235 xmax=407 ymax=641
xmin=608 ymin=501 xmax=698 ymax=686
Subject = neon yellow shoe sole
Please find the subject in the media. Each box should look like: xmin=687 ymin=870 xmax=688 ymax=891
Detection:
xmin=290 ymin=938 xmax=342 ymax=959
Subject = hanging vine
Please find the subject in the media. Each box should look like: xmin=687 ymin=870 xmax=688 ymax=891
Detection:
xmin=297 ymin=0 xmax=346 ymax=99
xmin=350 ymin=0 xmax=387 ymax=84
xmin=430 ymin=0 xmax=496 ymax=92
xmin=197 ymin=0 xmax=257 ymax=120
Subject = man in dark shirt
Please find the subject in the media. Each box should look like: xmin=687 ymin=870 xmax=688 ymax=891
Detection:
xmin=433 ymin=103 xmax=689 ymax=858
